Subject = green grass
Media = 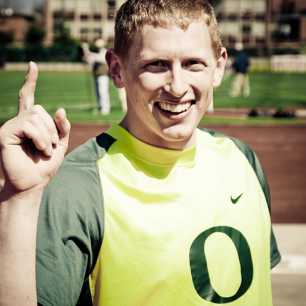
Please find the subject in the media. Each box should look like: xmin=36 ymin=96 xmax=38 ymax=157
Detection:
xmin=0 ymin=70 xmax=305 ymax=125
xmin=0 ymin=70 xmax=123 ymax=117
xmin=215 ymin=71 xmax=306 ymax=109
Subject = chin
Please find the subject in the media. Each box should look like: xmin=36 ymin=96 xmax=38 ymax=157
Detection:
xmin=160 ymin=124 xmax=196 ymax=148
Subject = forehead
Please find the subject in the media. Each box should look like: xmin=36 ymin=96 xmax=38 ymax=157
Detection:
xmin=129 ymin=21 xmax=215 ymax=61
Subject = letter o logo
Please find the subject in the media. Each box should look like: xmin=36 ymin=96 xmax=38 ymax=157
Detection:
xmin=189 ymin=226 xmax=253 ymax=304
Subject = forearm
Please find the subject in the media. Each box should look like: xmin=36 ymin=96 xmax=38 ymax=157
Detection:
xmin=82 ymin=49 xmax=94 ymax=64
xmin=0 ymin=187 xmax=43 ymax=306
xmin=0 ymin=61 xmax=70 ymax=306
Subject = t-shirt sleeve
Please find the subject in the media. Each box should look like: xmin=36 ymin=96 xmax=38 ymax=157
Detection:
xmin=36 ymin=140 xmax=105 ymax=306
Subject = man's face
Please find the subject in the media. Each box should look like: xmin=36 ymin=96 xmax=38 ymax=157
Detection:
xmin=113 ymin=21 xmax=226 ymax=149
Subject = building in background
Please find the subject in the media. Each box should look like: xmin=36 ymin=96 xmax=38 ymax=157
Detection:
xmin=44 ymin=0 xmax=125 ymax=45
xmin=0 ymin=1 xmax=35 ymax=44
xmin=216 ymin=0 xmax=267 ymax=49
xmin=1 ymin=0 xmax=306 ymax=51
xmin=271 ymin=0 xmax=306 ymax=48
xmin=215 ymin=0 xmax=306 ymax=52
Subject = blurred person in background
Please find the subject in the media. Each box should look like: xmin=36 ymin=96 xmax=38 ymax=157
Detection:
xmin=82 ymin=38 xmax=111 ymax=114
xmin=230 ymin=42 xmax=250 ymax=98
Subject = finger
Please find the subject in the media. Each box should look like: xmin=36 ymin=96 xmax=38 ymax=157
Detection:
xmin=18 ymin=61 xmax=38 ymax=114
xmin=22 ymin=120 xmax=53 ymax=157
xmin=32 ymin=105 xmax=59 ymax=146
xmin=54 ymin=108 xmax=71 ymax=147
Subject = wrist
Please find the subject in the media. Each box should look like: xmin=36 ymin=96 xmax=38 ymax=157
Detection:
xmin=0 ymin=182 xmax=44 ymax=208
xmin=0 ymin=183 xmax=43 ymax=247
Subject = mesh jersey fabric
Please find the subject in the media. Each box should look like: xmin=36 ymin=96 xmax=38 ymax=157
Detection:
xmin=36 ymin=124 xmax=281 ymax=306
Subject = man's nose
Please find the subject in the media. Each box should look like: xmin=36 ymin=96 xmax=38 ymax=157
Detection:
xmin=164 ymin=65 xmax=188 ymax=98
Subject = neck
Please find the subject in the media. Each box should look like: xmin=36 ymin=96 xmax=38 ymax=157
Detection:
xmin=120 ymin=117 xmax=196 ymax=151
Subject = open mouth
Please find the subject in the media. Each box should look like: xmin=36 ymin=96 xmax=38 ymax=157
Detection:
xmin=156 ymin=100 xmax=196 ymax=115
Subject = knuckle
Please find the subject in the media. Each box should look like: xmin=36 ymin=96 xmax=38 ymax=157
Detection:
xmin=33 ymin=104 xmax=43 ymax=112
xmin=29 ymin=112 xmax=41 ymax=124
xmin=31 ymin=107 xmax=41 ymax=116
xmin=37 ymin=141 xmax=47 ymax=150
xmin=33 ymin=136 xmax=48 ymax=150
xmin=22 ymin=120 xmax=33 ymax=132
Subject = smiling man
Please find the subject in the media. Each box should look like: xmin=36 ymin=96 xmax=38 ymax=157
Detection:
xmin=109 ymin=20 xmax=224 ymax=149
xmin=0 ymin=1 xmax=280 ymax=306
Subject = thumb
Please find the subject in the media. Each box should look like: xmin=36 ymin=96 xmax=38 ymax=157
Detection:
xmin=18 ymin=61 xmax=38 ymax=113
xmin=54 ymin=108 xmax=71 ymax=150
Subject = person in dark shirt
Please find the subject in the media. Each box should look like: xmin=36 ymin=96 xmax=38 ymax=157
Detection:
xmin=230 ymin=42 xmax=250 ymax=97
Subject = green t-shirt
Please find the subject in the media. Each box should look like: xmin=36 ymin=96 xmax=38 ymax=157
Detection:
xmin=36 ymin=125 xmax=281 ymax=306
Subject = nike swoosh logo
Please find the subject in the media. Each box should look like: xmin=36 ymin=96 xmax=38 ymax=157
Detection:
xmin=231 ymin=193 xmax=243 ymax=204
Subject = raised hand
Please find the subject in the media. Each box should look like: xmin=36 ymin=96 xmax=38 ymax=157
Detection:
xmin=0 ymin=62 xmax=70 ymax=193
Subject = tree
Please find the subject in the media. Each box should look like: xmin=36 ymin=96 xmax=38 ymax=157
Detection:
xmin=0 ymin=31 xmax=13 ymax=46
xmin=53 ymin=23 xmax=75 ymax=45
xmin=0 ymin=31 xmax=13 ymax=67
xmin=51 ymin=23 xmax=81 ymax=62
xmin=25 ymin=25 xmax=45 ymax=46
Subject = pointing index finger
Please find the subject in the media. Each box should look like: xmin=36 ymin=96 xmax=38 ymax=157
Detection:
xmin=18 ymin=61 xmax=38 ymax=113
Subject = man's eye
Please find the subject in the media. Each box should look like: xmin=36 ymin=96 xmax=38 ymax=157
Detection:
xmin=151 ymin=61 xmax=166 ymax=67
xmin=145 ymin=61 xmax=168 ymax=72
xmin=185 ymin=61 xmax=206 ymax=71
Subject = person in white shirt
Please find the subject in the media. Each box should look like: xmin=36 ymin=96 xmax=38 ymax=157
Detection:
xmin=82 ymin=38 xmax=111 ymax=114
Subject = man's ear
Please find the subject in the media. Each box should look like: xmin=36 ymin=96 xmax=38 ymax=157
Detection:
xmin=106 ymin=49 xmax=125 ymax=88
xmin=213 ymin=47 xmax=228 ymax=88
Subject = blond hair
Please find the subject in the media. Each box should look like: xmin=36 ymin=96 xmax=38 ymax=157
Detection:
xmin=114 ymin=0 xmax=223 ymax=59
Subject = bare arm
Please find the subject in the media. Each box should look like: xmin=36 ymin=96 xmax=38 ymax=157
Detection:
xmin=81 ymin=43 xmax=106 ymax=65
xmin=0 ymin=62 xmax=70 ymax=306
xmin=81 ymin=43 xmax=94 ymax=64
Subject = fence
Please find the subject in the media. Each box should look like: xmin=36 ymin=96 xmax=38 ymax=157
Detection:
xmin=250 ymin=55 xmax=306 ymax=72
xmin=3 ymin=55 xmax=306 ymax=73
xmin=270 ymin=55 xmax=306 ymax=72
xmin=4 ymin=62 xmax=90 ymax=71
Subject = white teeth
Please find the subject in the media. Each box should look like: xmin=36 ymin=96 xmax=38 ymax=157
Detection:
xmin=158 ymin=101 xmax=192 ymax=113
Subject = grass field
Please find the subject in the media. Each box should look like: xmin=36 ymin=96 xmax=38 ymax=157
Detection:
xmin=0 ymin=70 xmax=305 ymax=125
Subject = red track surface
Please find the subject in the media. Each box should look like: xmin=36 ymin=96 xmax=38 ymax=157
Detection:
xmin=1 ymin=123 xmax=306 ymax=223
